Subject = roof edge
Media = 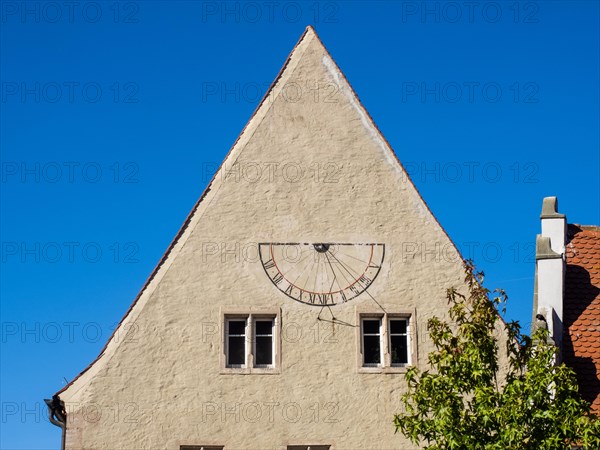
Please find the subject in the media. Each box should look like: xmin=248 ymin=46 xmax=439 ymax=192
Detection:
xmin=310 ymin=27 xmax=512 ymax=331
xmin=309 ymin=27 xmax=475 ymax=269
xmin=54 ymin=24 xmax=514 ymax=397
xmin=54 ymin=26 xmax=316 ymax=399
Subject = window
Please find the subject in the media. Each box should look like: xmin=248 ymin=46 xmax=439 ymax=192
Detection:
xmin=361 ymin=318 xmax=382 ymax=366
xmin=226 ymin=318 xmax=247 ymax=367
xmin=223 ymin=312 xmax=279 ymax=373
xmin=359 ymin=313 xmax=413 ymax=371
xmin=287 ymin=446 xmax=331 ymax=450
xmin=254 ymin=319 xmax=274 ymax=367
xmin=389 ymin=318 xmax=409 ymax=366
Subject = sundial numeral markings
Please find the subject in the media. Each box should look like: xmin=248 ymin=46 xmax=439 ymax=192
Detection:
xmin=308 ymin=292 xmax=333 ymax=305
xmin=348 ymin=284 xmax=361 ymax=296
xmin=261 ymin=243 xmax=384 ymax=306
xmin=358 ymin=275 xmax=371 ymax=286
xmin=272 ymin=272 xmax=284 ymax=285
xmin=284 ymin=284 xmax=294 ymax=296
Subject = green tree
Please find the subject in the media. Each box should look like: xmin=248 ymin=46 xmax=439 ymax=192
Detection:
xmin=394 ymin=261 xmax=600 ymax=449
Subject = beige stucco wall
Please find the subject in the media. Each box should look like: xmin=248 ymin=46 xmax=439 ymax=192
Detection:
xmin=57 ymin=28 xmax=506 ymax=449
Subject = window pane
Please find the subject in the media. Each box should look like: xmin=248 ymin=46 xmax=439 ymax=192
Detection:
xmin=228 ymin=336 xmax=245 ymax=365
xmin=228 ymin=320 xmax=246 ymax=335
xmin=363 ymin=319 xmax=380 ymax=334
xmin=363 ymin=335 xmax=380 ymax=364
xmin=390 ymin=319 xmax=407 ymax=334
xmin=255 ymin=320 xmax=273 ymax=336
xmin=255 ymin=335 xmax=273 ymax=365
xmin=391 ymin=335 xmax=408 ymax=364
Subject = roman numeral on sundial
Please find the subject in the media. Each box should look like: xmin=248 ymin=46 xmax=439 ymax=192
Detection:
xmin=358 ymin=275 xmax=372 ymax=286
xmin=308 ymin=293 xmax=333 ymax=304
xmin=284 ymin=284 xmax=294 ymax=296
xmin=272 ymin=273 xmax=284 ymax=285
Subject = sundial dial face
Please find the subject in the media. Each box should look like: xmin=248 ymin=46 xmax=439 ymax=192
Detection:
xmin=259 ymin=243 xmax=384 ymax=306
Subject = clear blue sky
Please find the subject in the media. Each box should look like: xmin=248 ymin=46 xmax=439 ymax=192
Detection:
xmin=1 ymin=1 xmax=599 ymax=448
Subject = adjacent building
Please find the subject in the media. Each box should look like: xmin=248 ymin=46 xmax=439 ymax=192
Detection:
xmin=532 ymin=197 xmax=600 ymax=412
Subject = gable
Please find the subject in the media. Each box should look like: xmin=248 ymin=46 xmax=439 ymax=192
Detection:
xmin=57 ymin=27 xmax=465 ymax=403
xmin=53 ymin=27 xmax=473 ymax=449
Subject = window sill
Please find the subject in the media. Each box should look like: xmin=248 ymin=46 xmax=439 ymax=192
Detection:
xmin=220 ymin=367 xmax=281 ymax=375
xmin=358 ymin=365 xmax=412 ymax=374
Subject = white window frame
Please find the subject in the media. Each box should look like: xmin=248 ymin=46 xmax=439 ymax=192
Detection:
xmin=389 ymin=317 xmax=410 ymax=367
xmin=225 ymin=316 xmax=248 ymax=368
xmin=357 ymin=310 xmax=415 ymax=373
xmin=253 ymin=317 xmax=275 ymax=369
xmin=361 ymin=317 xmax=383 ymax=368
xmin=221 ymin=309 xmax=281 ymax=374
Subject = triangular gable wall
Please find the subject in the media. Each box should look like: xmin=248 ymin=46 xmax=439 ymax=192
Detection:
xmin=58 ymin=27 xmax=474 ymax=445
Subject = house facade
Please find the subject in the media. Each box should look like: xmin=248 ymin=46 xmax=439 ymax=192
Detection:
xmin=533 ymin=197 xmax=600 ymax=412
xmin=46 ymin=27 xmax=507 ymax=449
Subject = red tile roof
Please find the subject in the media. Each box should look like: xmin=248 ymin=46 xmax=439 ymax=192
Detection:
xmin=564 ymin=224 xmax=600 ymax=412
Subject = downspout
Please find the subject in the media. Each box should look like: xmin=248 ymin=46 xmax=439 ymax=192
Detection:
xmin=44 ymin=395 xmax=66 ymax=450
